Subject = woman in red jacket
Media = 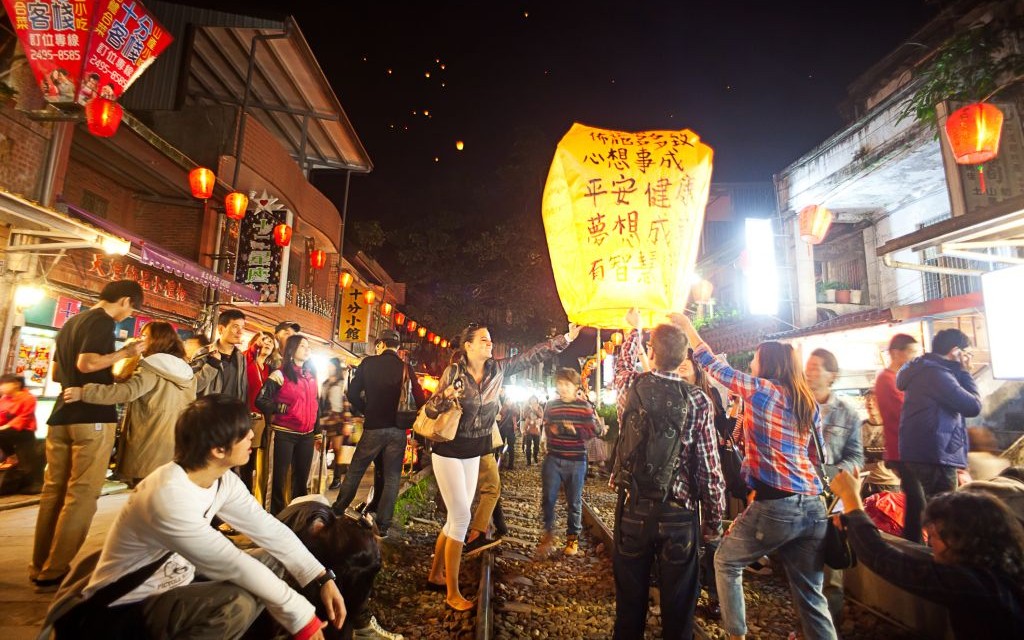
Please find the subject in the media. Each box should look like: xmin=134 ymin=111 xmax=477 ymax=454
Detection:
xmin=257 ymin=335 xmax=319 ymax=515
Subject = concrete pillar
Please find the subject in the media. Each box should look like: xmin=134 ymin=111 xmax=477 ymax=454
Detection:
xmin=792 ymin=217 xmax=818 ymax=327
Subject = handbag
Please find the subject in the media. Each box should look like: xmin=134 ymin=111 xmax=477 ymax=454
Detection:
xmin=809 ymin=426 xmax=857 ymax=570
xmin=412 ymin=400 xmax=461 ymax=442
xmin=397 ymin=364 xmax=418 ymax=429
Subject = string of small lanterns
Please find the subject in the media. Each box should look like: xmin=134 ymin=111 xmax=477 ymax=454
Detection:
xmin=335 ymin=269 xmax=451 ymax=348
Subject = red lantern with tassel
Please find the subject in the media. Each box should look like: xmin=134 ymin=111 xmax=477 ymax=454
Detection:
xmin=945 ymin=102 xmax=1004 ymax=194
xmin=381 ymin=302 xmax=393 ymax=316
xmin=224 ymin=192 xmax=248 ymax=220
xmin=364 ymin=289 xmax=376 ymax=305
xmin=310 ymin=250 xmax=326 ymax=270
xmin=338 ymin=271 xmax=353 ymax=289
xmin=189 ymin=168 xmax=215 ymax=199
xmin=798 ymin=205 xmax=833 ymax=245
xmin=394 ymin=311 xmax=406 ymax=326
xmin=273 ymin=224 xmax=292 ymax=247
xmin=407 ymin=320 xmax=417 ymax=332
xmin=85 ymin=97 xmax=123 ymax=137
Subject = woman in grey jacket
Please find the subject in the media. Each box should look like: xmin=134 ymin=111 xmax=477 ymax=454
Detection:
xmin=424 ymin=322 xmax=579 ymax=610
xmin=63 ymin=322 xmax=195 ymax=485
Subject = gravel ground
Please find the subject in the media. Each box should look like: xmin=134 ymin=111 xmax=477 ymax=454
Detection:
xmin=367 ymin=457 xmax=917 ymax=640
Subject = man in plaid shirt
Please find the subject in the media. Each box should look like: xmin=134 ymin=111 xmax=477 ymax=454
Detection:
xmin=611 ymin=322 xmax=726 ymax=640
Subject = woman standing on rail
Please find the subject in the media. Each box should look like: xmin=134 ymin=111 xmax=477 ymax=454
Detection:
xmin=424 ymin=322 xmax=579 ymax=610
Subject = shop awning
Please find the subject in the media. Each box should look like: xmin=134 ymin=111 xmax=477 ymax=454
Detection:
xmin=1 ymin=189 xmax=132 ymax=255
xmin=61 ymin=202 xmax=261 ymax=304
xmin=767 ymin=308 xmax=894 ymax=341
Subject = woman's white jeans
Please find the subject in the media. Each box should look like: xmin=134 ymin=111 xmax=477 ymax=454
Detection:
xmin=432 ymin=453 xmax=481 ymax=541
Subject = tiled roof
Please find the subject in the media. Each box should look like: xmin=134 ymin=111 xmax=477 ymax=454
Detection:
xmin=766 ymin=308 xmax=894 ymax=341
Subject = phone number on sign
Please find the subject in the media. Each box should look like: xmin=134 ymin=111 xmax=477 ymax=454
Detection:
xmin=29 ymin=50 xmax=81 ymax=62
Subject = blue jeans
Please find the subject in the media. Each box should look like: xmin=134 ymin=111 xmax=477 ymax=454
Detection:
xmin=331 ymin=428 xmax=407 ymax=533
xmin=714 ymin=494 xmax=837 ymax=640
xmin=541 ymin=455 xmax=586 ymax=535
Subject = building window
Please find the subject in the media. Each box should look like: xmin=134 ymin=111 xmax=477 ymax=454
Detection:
xmin=81 ymin=190 xmax=109 ymax=218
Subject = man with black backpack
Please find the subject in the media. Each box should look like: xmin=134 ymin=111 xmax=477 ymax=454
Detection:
xmin=610 ymin=322 xmax=726 ymax=640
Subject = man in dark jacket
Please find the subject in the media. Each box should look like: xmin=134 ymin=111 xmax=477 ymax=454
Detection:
xmin=897 ymin=328 xmax=982 ymax=542
xmin=331 ymin=330 xmax=426 ymax=536
xmin=194 ymin=308 xmax=248 ymax=401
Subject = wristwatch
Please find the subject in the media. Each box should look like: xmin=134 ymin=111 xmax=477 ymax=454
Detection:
xmin=314 ymin=569 xmax=336 ymax=589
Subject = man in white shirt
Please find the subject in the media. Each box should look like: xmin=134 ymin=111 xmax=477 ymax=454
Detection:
xmin=42 ymin=394 xmax=345 ymax=640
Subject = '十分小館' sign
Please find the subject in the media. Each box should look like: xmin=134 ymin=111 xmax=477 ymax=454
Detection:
xmin=233 ymin=190 xmax=292 ymax=306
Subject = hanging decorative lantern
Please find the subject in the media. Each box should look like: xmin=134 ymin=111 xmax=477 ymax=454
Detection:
xmin=417 ymin=327 xmax=427 ymax=338
xmin=85 ymin=97 xmax=123 ymax=137
xmin=441 ymin=339 xmax=449 ymax=349
xmin=798 ymin=205 xmax=832 ymax=245
xmin=273 ymin=223 xmax=293 ymax=247
xmin=310 ymin=249 xmax=327 ymax=270
xmin=381 ymin=302 xmax=393 ymax=316
xmin=603 ymin=340 xmax=615 ymax=356
xmin=945 ymin=102 xmax=1004 ymax=194
xmin=338 ymin=271 xmax=353 ymax=288
xmin=433 ymin=335 xmax=441 ymax=345
xmin=364 ymin=289 xmax=376 ymax=305
xmin=189 ymin=167 xmax=215 ymax=199
xmin=692 ymin=278 xmax=714 ymax=304
xmin=407 ymin=320 xmax=417 ymax=332
xmin=427 ymin=331 xmax=436 ymax=342
xmin=224 ymin=192 xmax=248 ymax=220
xmin=611 ymin=331 xmax=623 ymax=346
xmin=394 ymin=311 xmax=406 ymax=326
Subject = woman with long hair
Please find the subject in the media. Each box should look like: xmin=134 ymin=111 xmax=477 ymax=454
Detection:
xmin=63 ymin=322 xmax=195 ymax=486
xmin=424 ymin=322 xmax=579 ymax=610
xmin=674 ymin=313 xmax=836 ymax=640
xmin=243 ymin=330 xmax=276 ymax=498
xmin=831 ymin=470 xmax=1024 ymax=637
xmin=321 ymin=357 xmax=349 ymax=490
xmin=256 ymin=334 xmax=319 ymax=515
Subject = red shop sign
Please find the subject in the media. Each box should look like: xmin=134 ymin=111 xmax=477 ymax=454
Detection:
xmin=1 ymin=0 xmax=93 ymax=103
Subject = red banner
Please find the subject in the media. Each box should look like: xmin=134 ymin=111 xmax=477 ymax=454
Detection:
xmin=1 ymin=0 xmax=93 ymax=103
xmin=77 ymin=0 xmax=172 ymax=103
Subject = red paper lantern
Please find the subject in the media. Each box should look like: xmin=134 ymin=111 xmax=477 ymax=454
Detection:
xmin=433 ymin=335 xmax=441 ymax=345
xmin=85 ymin=97 xmax=123 ymax=137
xmin=273 ymin=224 xmax=292 ymax=247
xmin=417 ymin=327 xmax=427 ymax=338
xmin=798 ymin=205 xmax=832 ymax=245
xmin=692 ymin=279 xmax=714 ymax=304
xmin=310 ymin=249 xmax=326 ymax=270
xmin=407 ymin=320 xmax=417 ymax=332
xmin=189 ymin=167 xmax=215 ymax=199
xmin=394 ymin=312 xmax=406 ymax=326
xmin=225 ymin=192 xmax=248 ymax=220
xmin=427 ymin=332 xmax=436 ymax=342
xmin=381 ymin=302 xmax=393 ymax=315
xmin=338 ymin=271 xmax=353 ymax=288
xmin=364 ymin=289 xmax=376 ymax=304
xmin=945 ymin=103 xmax=1004 ymax=165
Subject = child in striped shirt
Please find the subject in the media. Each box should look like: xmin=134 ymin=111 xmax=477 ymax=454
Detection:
xmin=536 ymin=368 xmax=600 ymax=558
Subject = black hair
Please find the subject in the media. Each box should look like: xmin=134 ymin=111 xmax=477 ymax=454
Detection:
xmin=0 ymin=374 xmax=26 ymax=389
xmin=932 ymin=329 xmax=970 ymax=356
xmin=99 ymin=280 xmax=143 ymax=309
xmin=217 ymin=308 xmax=246 ymax=327
xmin=650 ymin=323 xmax=688 ymax=371
xmin=174 ymin=395 xmax=252 ymax=471
xmin=810 ymin=348 xmax=839 ymax=374
xmin=280 ymin=333 xmax=315 ymax=383
xmin=888 ymin=333 xmax=918 ymax=352
xmin=186 ymin=333 xmax=210 ymax=348
xmin=452 ymin=322 xmax=488 ymax=364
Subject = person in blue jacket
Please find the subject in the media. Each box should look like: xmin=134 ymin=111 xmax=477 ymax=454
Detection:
xmin=897 ymin=328 xmax=982 ymax=543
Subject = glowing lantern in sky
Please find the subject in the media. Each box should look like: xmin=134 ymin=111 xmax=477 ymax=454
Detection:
xmin=224 ymin=192 xmax=248 ymax=220
xmin=85 ymin=97 xmax=123 ymax=137
xmin=189 ymin=167 xmax=215 ymax=199
xmin=407 ymin=320 xmax=417 ymax=332
xmin=364 ymin=289 xmax=376 ymax=305
xmin=381 ymin=302 xmax=393 ymax=315
xmin=945 ymin=102 xmax=1004 ymax=193
xmin=542 ymin=123 xmax=713 ymax=328
xmin=456 ymin=140 xmax=464 ymax=151
xmin=798 ymin=205 xmax=833 ymax=245
xmin=310 ymin=250 xmax=326 ymax=270
xmin=273 ymin=224 xmax=292 ymax=247
xmin=338 ymin=271 xmax=353 ymax=288
xmin=692 ymin=279 xmax=714 ymax=304
xmin=394 ymin=312 xmax=406 ymax=326
xmin=417 ymin=327 xmax=427 ymax=338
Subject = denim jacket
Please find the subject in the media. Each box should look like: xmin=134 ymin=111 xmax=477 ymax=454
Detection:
xmin=819 ymin=392 xmax=864 ymax=474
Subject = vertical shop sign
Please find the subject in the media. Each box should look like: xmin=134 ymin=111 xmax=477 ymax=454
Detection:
xmin=337 ymin=281 xmax=371 ymax=343
xmin=233 ymin=190 xmax=292 ymax=306
xmin=52 ymin=296 xmax=82 ymax=328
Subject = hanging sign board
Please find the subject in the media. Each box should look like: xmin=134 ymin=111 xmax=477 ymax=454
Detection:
xmin=542 ymin=123 xmax=714 ymax=328
xmin=1 ymin=0 xmax=93 ymax=102
xmin=338 ymin=281 xmax=372 ymax=343
xmin=233 ymin=190 xmax=292 ymax=306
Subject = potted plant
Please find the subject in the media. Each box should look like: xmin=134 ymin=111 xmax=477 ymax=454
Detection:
xmin=849 ymin=286 xmax=863 ymax=304
xmin=823 ymin=281 xmax=838 ymax=303
xmin=835 ymin=282 xmax=852 ymax=304
xmin=815 ymin=280 xmax=828 ymax=303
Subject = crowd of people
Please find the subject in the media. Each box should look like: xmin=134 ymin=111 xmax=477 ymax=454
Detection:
xmin=3 ymin=278 xmax=1021 ymax=639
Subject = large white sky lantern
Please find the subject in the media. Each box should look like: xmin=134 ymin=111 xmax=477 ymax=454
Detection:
xmin=982 ymin=264 xmax=1024 ymax=379
xmin=745 ymin=217 xmax=779 ymax=315
xmin=542 ymin=123 xmax=714 ymax=329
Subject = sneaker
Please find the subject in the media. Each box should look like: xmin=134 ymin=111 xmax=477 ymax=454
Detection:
xmin=745 ymin=557 xmax=773 ymax=576
xmin=33 ymin=575 xmax=66 ymax=594
xmin=329 ymin=478 xmax=341 ymax=490
xmin=563 ymin=534 xmax=579 ymax=556
xmin=534 ymin=531 xmax=554 ymax=560
xmin=353 ymin=615 xmax=404 ymax=640
xmin=463 ymin=534 xmax=501 ymax=558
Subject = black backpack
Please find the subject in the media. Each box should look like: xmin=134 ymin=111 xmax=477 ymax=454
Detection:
xmin=614 ymin=373 xmax=690 ymax=502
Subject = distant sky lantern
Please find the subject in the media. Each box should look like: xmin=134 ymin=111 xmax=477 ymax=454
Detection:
xmin=189 ymin=168 xmax=215 ymax=199
xmin=945 ymin=102 xmax=1004 ymax=193
xmin=611 ymin=331 xmax=623 ymax=346
xmin=381 ymin=302 xmax=393 ymax=315
xmin=692 ymin=278 xmax=714 ymax=304
xmin=798 ymin=204 xmax=833 ymax=245
xmin=338 ymin=271 xmax=353 ymax=288
xmin=407 ymin=320 xmax=417 ymax=332
xmin=364 ymin=289 xmax=376 ymax=305
xmin=394 ymin=311 xmax=406 ymax=326
xmin=456 ymin=140 xmax=465 ymax=151
xmin=542 ymin=123 xmax=714 ymax=328
xmin=273 ymin=223 xmax=292 ymax=247
xmin=224 ymin=192 xmax=248 ymax=220
xmin=85 ymin=97 xmax=123 ymax=137
xmin=418 ymin=327 xmax=427 ymax=338
xmin=310 ymin=249 xmax=326 ymax=270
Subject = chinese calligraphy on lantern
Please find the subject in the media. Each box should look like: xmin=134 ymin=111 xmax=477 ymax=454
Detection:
xmin=337 ymin=282 xmax=371 ymax=343
xmin=542 ymin=123 xmax=714 ymax=328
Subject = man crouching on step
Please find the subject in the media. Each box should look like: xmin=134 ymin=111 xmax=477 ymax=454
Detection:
xmin=610 ymin=322 xmax=727 ymax=640
xmin=39 ymin=394 xmax=345 ymax=640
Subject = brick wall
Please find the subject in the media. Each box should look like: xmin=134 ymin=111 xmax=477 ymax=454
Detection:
xmin=0 ymin=107 xmax=52 ymax=198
